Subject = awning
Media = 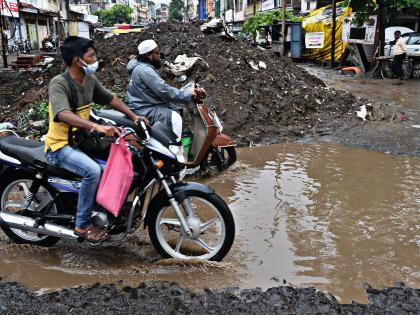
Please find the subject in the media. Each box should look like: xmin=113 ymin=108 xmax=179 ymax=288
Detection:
xmin=38 ymin=9 xmax=60 ymax=17
xmin=19 ymin=3 xmax=38 ymax=14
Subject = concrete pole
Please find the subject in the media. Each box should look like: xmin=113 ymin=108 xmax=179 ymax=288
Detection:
xmin=281 ymin=0 xmax=286 ymax=56
xmin=330 ymin=0 xmax=336 ymax=68
xmin=0 ymin=0 xmax=8 ymax=67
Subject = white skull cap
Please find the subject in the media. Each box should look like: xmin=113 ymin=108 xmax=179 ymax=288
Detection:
xmin=138 ymin=39 xmax=158 ymax=55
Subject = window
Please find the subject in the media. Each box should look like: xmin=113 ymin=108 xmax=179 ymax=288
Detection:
xmin=407 ymin=35 xmax=420 ymax=45
xmin=235 ymin=0 xmax=242 ymax=12
xmin=226 ymin=0 xmax=233 ymax=10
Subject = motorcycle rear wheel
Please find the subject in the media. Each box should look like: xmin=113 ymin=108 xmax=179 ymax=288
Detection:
xmin=148 ymin=191 xmax=235 ymax=261
xmin=0 ymin=173 xmax=60 ymax=246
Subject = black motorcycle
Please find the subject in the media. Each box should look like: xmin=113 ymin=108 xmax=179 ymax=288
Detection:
xmin=0 ymin=123 xmax=235 ymax=261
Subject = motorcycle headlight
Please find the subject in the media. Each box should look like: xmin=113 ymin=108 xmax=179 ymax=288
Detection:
xmin=169 ymin=145 xmax=185 ymax=163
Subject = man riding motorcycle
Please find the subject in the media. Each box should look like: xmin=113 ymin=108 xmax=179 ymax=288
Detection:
xmin=44 ymin=36 xmax=147 ymax=242
xmin=126 ymin=39 xmax=204 ymax=161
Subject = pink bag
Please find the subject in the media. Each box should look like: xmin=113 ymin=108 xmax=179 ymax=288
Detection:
xmin=96 ymin=137 xmax=134 ymax=217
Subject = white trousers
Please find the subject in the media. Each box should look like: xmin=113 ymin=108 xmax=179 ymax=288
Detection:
xmin=171 ymin=111 xmax=183 ymax=141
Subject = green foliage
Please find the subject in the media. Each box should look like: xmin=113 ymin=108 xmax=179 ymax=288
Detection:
xmin=26 ymin=100 xmax=48 ymax=121
xmin=25 ymin=100 xmax=49 ymax=134
xmin=92 ymin=102 xmax=104 ymax=111
xmin=345 ymin=0 xmax=420 ymax=25
xmin=169 ymin=0 xmax=184 ymax=21
xmin=94 ymin=4 xmax=133 ymax=27
xmin=243 ymin=9 xmax=301 ymax=34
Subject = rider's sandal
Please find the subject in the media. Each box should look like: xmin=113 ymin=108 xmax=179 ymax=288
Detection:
xmin=75 ymin=224 xmax=109 ymax=242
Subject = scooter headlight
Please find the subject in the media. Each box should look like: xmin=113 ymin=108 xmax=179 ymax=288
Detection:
xmin=213 ymin=112 xmax=223 ymax=134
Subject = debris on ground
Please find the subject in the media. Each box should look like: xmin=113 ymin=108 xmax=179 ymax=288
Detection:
xmin=0 ymin=22 xmax=394 ymax=145
xmin=356 ymin=104 xmax=373 ymax=121
xmin=0 ymin=280 xmax=418 ymax=313
xmin=167 ymin=54 xmax=209 ymax=76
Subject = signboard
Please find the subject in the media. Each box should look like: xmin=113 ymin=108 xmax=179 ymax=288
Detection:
xmin=0 ymin=0 xmax=19 ymax=18
xmin=84 ymin=14 xmax=99 ymax=24
xmin=305 ymin=32 xmax=324 ymax=48
xmin=343 ymin=14 xmax=377 ymax=45
xmin=261 ymin=0 xmax=274 ymax=11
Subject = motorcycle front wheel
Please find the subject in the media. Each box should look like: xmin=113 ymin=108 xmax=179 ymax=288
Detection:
xmin=148 ymin=191 xmax=235 ymax=261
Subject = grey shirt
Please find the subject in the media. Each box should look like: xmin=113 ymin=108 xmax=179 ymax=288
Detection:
xmin=126 ymin=60 xmax=192 ymax=110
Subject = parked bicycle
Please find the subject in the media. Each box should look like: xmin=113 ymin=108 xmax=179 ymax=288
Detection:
xmin=371 ymin=48 xmax=413 ymax=80
xmin=379 ymin=55 xmax=413 ymax=80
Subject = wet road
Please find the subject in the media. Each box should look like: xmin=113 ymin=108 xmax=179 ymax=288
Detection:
xmin=301 ymin=64 xmax=420 ymax=156
xmin=0 ymin=143 xmax=419 ymax=303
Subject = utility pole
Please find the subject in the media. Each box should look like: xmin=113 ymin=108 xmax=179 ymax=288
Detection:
xmin=330 ymin=0 xmax=336 ymax=68
xmin=378 ymin=0 xmax=385 ymax=56
xmin=281 ymin=0 xmax=286 ymax=56
xmin=0 ymin=0 xmax=8 ymax=68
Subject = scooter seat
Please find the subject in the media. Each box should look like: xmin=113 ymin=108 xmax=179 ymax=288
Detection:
xmin=93 ymin=109 xmax=136 ymax=129
xmin=0 ymin=136 xmax=79 ymax=178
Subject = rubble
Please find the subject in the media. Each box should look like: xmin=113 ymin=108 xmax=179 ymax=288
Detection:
xmin=0 ymin=22 xmax=386 ymax=145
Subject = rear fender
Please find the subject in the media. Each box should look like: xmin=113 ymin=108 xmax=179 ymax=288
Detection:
xmin=143 ymin=181 xmax=214 ymax=228
xmin=212 ymin=133 xmax=236 ymax=147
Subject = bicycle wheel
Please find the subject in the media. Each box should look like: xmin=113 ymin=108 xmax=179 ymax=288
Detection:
xmin=402 ymin=59 xmax=413 ymax=80
xmin=381 ymin=60 xmax=394 ymax=79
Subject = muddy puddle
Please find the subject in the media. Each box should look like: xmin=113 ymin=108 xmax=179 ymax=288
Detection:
xmin=0 ymin=143 xmax=419 ymax=303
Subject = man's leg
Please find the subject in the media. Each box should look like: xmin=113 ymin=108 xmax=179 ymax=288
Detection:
xmin=171 ymin=111 xmax=183 ymax=141
xmin=133 ymin=106 xmax=181 ymax=140
xmin=393 ymin=54 xmax=403 ymax=79
xmin=46 ymin=145 xmax=101 ymax=228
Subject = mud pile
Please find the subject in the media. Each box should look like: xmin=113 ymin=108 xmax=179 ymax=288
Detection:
xmin=93 ymin=22 xmax=372 ymax=145
xmin=0 ymin=280 xmax=418 ymax=313
xmin=0 ymin=22 xmax=391 ymax=144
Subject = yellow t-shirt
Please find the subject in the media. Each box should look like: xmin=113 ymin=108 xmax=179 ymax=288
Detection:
xmin=45 ymin=71 xmax=114 ymax=152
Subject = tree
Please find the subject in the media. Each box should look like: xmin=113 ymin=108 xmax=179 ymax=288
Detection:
xmin=243 ymin=9 xmax=301 ymax=35
xmin=169 ymin=0 xmax=183 ymax=22
xmin=94 ymin=4 xmax=133 ymax=27
xmin=344 ymin=0 xmax=420 ymax=25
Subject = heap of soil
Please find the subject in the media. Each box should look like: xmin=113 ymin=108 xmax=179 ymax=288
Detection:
xmin=0 ymin=22 xmax=391 ymax=144
xmin=0 ymin=280 xmax=418 ymax=313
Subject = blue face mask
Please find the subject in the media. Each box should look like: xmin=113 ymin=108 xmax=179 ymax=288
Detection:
xmin=80 ymin=59 xmax=99 ymax=76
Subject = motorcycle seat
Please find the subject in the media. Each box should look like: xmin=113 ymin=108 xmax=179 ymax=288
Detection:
xmin=0 ymin=136 xmax=79 ymax=178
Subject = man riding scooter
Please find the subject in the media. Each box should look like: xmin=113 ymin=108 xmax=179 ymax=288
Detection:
xmin=126 ymin=39 xmax=204 ymax=161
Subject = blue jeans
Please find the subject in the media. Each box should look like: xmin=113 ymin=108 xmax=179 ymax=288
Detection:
xmin=46 ymin=145 xmax=102 ymax=229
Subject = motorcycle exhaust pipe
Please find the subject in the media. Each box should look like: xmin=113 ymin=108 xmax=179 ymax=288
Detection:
xmin=0 ymin=212 xmax=78 ymax=240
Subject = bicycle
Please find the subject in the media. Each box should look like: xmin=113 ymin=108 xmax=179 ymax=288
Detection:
xmin=380 ymin=55 xmax=413 ymax=80
xmin=370 ymin=46 xmax=413 ymax=80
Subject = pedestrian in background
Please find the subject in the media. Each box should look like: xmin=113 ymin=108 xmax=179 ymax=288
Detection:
xmin=392 ymin=30 xmax=407 ymax=84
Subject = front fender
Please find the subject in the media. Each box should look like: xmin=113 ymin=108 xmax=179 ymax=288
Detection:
xmin=143 ymin=181 xmax=214 ymax=228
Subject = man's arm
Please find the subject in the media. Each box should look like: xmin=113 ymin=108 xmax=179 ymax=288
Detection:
xmin=141 ymin=67 xmax=193 ymax=104
xmin=108 ymin=96 xmax=148 ymax=123
xmin=93 ymin=77 xmax=148 ymax=124
xmin=58 ymin=110 xmax=120 ymax=137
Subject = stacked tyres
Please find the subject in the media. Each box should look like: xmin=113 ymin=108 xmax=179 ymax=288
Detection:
xmin=412 ymin=62 xmax=420 ymax=79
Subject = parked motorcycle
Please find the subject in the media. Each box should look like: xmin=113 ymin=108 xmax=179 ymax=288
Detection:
xmin=94 ymin=82 xmax=237 ymax=176
xmin=42 ymin=36 xmax=56 ymax=52
xmin=0 ymin=124 xmax=235 ymax=261
xmin=18 ymin=40 xmax=32 ymax=54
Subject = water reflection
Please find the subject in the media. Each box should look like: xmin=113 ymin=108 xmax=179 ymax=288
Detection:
xmin=207 ymin=143 xmax=420 ymax=303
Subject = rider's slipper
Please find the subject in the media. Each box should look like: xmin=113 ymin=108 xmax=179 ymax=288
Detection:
xmin=75 ymin=224 xmax=109 ymax=242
